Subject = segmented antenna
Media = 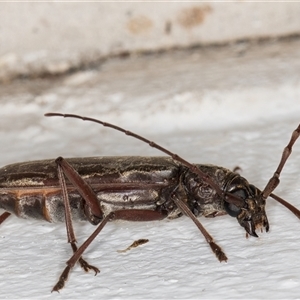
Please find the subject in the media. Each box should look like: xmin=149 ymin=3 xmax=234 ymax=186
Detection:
xmin=45 ymin=112 xmax=244 ymax=208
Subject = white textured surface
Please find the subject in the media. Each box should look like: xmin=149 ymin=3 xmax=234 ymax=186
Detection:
xmin=0 ymin=101 xmax=300 ymax=299
xmin=1 ymin=41 xmax=300 ymax=299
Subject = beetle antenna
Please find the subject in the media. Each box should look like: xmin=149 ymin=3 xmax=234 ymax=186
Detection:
xmin=45 ymin=112 xmax=244 ymax=208
xmin=262 ymin=123 xmax=300 ymax=200
xmin=270 ymin=193 xmax=300 ymax=219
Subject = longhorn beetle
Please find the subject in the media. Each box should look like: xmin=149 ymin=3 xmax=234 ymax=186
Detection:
xmin=0 ymin=113 xmax=299 ymax=292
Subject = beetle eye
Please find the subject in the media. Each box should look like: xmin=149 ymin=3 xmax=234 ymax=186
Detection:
xmin=231 ymin=188 xmax=247 ymax=200
xmin=249 ymin=184 xmax=257 ymax=196
xmin=224 ymin=189 xmax=245 ymax=217
xmin=224 ymin=201 xmax=242 ymax=217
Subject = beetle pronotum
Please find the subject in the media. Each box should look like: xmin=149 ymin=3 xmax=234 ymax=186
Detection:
xmin=0 ymin=113 xmax=299 ymax=292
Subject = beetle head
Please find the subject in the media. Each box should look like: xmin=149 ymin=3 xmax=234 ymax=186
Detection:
xmin=225 ymin=176 xmax=269 ymax=237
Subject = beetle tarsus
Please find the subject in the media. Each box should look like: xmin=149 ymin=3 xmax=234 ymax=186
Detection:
xmin=70 ymin=242 xmax=100 ymax=274
xmin=51 ymin=266 xmax=71 ymax=293
xmin=78 ymin=257 xmax=100 ymax=274
xmin=209 ymin=241 xmax=228 ymax=262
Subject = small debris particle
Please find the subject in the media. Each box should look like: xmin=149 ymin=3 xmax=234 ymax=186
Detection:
xmin=117 ymin=239 xmax=149 ymax=253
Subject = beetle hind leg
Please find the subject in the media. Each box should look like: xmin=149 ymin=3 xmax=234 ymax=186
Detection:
xmin=53 ymin=157 xmax=104 ymax=292
xmin=70 ymin=242 xmax=100 ymax=274
xmin=52 ymin=212 xmax=113 ymax=293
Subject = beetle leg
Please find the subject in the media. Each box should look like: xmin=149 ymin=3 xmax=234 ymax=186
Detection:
xmin=0 ymin=211 xmax=11 ymax=224
xmin=70 ymin=243 xmax=100 ymax=274
xmin=52 ymin=212 xmax=114 ymax=292
xmin=56 ymin=160 xmax=100 ymax=278
xmin=56 ymin=162 xmax=76 ymax=243
xmin=171 ymin=194 xmax=227 ymax=262
xmin=55 ymin=156 xmax=103 ymax=222
xmin=232 ymin=166 xmax=242 ymax=174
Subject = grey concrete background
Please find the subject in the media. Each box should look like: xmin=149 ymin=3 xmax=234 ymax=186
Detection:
xmin=1 ymin=2 xmax=300 ymax=81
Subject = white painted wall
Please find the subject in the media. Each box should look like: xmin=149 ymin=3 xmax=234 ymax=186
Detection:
xmin=1 ymin=2 xmax=300 ymax=81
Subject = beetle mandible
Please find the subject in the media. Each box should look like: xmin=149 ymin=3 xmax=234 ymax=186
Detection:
xmin=0 ymin=112 xmax=299 ymax=292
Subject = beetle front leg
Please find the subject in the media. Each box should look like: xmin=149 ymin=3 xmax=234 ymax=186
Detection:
xmin=172 ymin=194 xmax=227 ymax=262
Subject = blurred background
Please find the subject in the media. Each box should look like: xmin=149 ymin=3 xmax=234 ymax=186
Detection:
xmin=1 ymin=2 xmax=300 ymax=160
xmin=1 ymin=2 xmax=300 ymax=299
xmin=1 ymin=2 xmax=300 ymax=137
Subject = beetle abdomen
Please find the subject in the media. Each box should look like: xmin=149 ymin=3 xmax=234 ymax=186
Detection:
xmin=0 ymin=188 xmax=87 ymax=222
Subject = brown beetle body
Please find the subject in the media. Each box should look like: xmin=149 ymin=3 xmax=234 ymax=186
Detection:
xmin=0 ymin=156 xmax=238 ymax=223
